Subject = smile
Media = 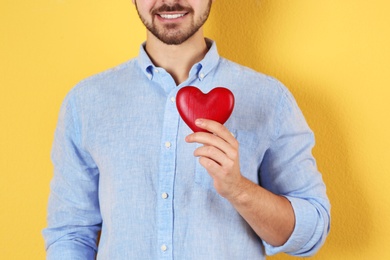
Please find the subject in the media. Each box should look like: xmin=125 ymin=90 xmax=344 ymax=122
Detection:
xmin=159 ymin=13 xmax=186 ymax=19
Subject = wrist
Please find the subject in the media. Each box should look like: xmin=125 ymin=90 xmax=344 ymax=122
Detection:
xmin=225 ymin=175 xmax=253 ymax=205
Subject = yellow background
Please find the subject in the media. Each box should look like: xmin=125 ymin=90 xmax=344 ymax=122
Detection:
xmin=1 ymin=0 xmax=389 ymax=259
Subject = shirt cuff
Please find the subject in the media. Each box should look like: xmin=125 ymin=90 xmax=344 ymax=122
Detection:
xmin=262 ymin=196 xmax=318 ymax=256
xmin=46 ymin=241 xmax=97 ymax=260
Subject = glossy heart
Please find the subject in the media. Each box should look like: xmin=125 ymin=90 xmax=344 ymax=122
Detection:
xmin=176 ymin=86 xmax=235 ymax=132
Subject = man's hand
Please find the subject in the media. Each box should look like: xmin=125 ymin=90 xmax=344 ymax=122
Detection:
xmin=185 ymin=118 xmax=245 ymax=200
xmin=185 ymin=118 xmax=295 ymax=247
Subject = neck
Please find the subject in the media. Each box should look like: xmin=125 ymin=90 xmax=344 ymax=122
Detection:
xmin=145 ymin=30 xmax=208 ymax=85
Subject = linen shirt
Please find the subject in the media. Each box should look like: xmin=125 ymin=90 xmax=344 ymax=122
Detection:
xmin=43 ymin=40 xmax=330 ymax=259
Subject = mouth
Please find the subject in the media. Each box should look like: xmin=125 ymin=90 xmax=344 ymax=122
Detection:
xmin=159 ymin=13 xmax=187 ymax=19
xmin=157 ymin=12 xmax=188 ymax=21
xmin=153 ymin=3 xmax=191 ymax=21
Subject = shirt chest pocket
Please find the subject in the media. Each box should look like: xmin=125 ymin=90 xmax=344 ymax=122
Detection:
xmin=194 ymin=149 xmax=214 ymax=190
xmin=194 ymin=129 xmax=260 ymax=191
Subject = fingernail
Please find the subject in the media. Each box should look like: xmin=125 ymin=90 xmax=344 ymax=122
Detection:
xmin=195 ymin=119 xmax=203 ymax=126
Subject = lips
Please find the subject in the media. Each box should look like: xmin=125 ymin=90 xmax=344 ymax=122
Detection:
xmin=153 ymin=3 xmax=191 ymax=20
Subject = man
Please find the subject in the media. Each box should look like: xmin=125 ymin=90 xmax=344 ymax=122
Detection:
xmin=43 ymin=0 xmax=330 ymax=259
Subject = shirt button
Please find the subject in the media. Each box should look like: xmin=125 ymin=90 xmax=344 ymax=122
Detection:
xmin=170 ymin=96 xmax=175 ymax=103
xmin=165 ymin=142 xmax=171 ymax=148
xmin=161 ymin=192 xmax=168 ymax=199
xmin=199 ymin=73 xmax=205 ymax=79
xmin=154 ymin=69 xmax=159 ymax=73
xmin=161 ymin=244 xmax=167 ymax=252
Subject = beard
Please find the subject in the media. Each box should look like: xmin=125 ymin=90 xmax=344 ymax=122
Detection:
xmin=135 ymin=1 xmax=212 ymax=45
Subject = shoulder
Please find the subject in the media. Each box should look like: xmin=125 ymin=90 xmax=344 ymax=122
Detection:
xmin=74 ymin=58 xmax=138 ymax=92
xmin=64 ymin=58 xmax=141 ymax=104
xmin=217 ymin=57 xmax=291 ymax=102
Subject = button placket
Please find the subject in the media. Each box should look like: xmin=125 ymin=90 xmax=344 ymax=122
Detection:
xmin=156 ymin=85 xmax=180 ymax=259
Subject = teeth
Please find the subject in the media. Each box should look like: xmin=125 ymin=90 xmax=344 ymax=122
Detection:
xmin=160 ymin=13 xmax=185 ymax=19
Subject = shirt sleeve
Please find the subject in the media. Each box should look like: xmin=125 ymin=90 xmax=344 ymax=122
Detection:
xmin=42 ymin=90 xmax=101 ymax=259
xmin=260 ymin=84 xmax=331 ymax=256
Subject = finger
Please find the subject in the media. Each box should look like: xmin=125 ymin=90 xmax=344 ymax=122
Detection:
xmin=194 ymin=145 xmax=232 ymax=167
xmin=198 ymin=156 xmax=222 ymax=176
xmin=195 ymin=119 xmax=238 ymax=149
xmin=187 ymin=131 xmax=236 ymax=160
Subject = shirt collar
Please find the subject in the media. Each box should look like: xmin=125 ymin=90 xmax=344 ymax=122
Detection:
xmin=137 ymin=38 xmax=220 ymax=82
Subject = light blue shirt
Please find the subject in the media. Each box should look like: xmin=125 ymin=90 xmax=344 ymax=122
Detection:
xmin=43 ymin=40 xmax=330 ymax=259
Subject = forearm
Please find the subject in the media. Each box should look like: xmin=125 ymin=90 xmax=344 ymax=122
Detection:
xmin=225 ymin=176 xmax=295 ymax=247
xmin=186 ymin=119 xmax=296 ymax=246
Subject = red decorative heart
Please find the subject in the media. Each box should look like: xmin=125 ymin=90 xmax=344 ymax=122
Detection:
xmin=176 ymin=86 xmax=235 ymax=132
